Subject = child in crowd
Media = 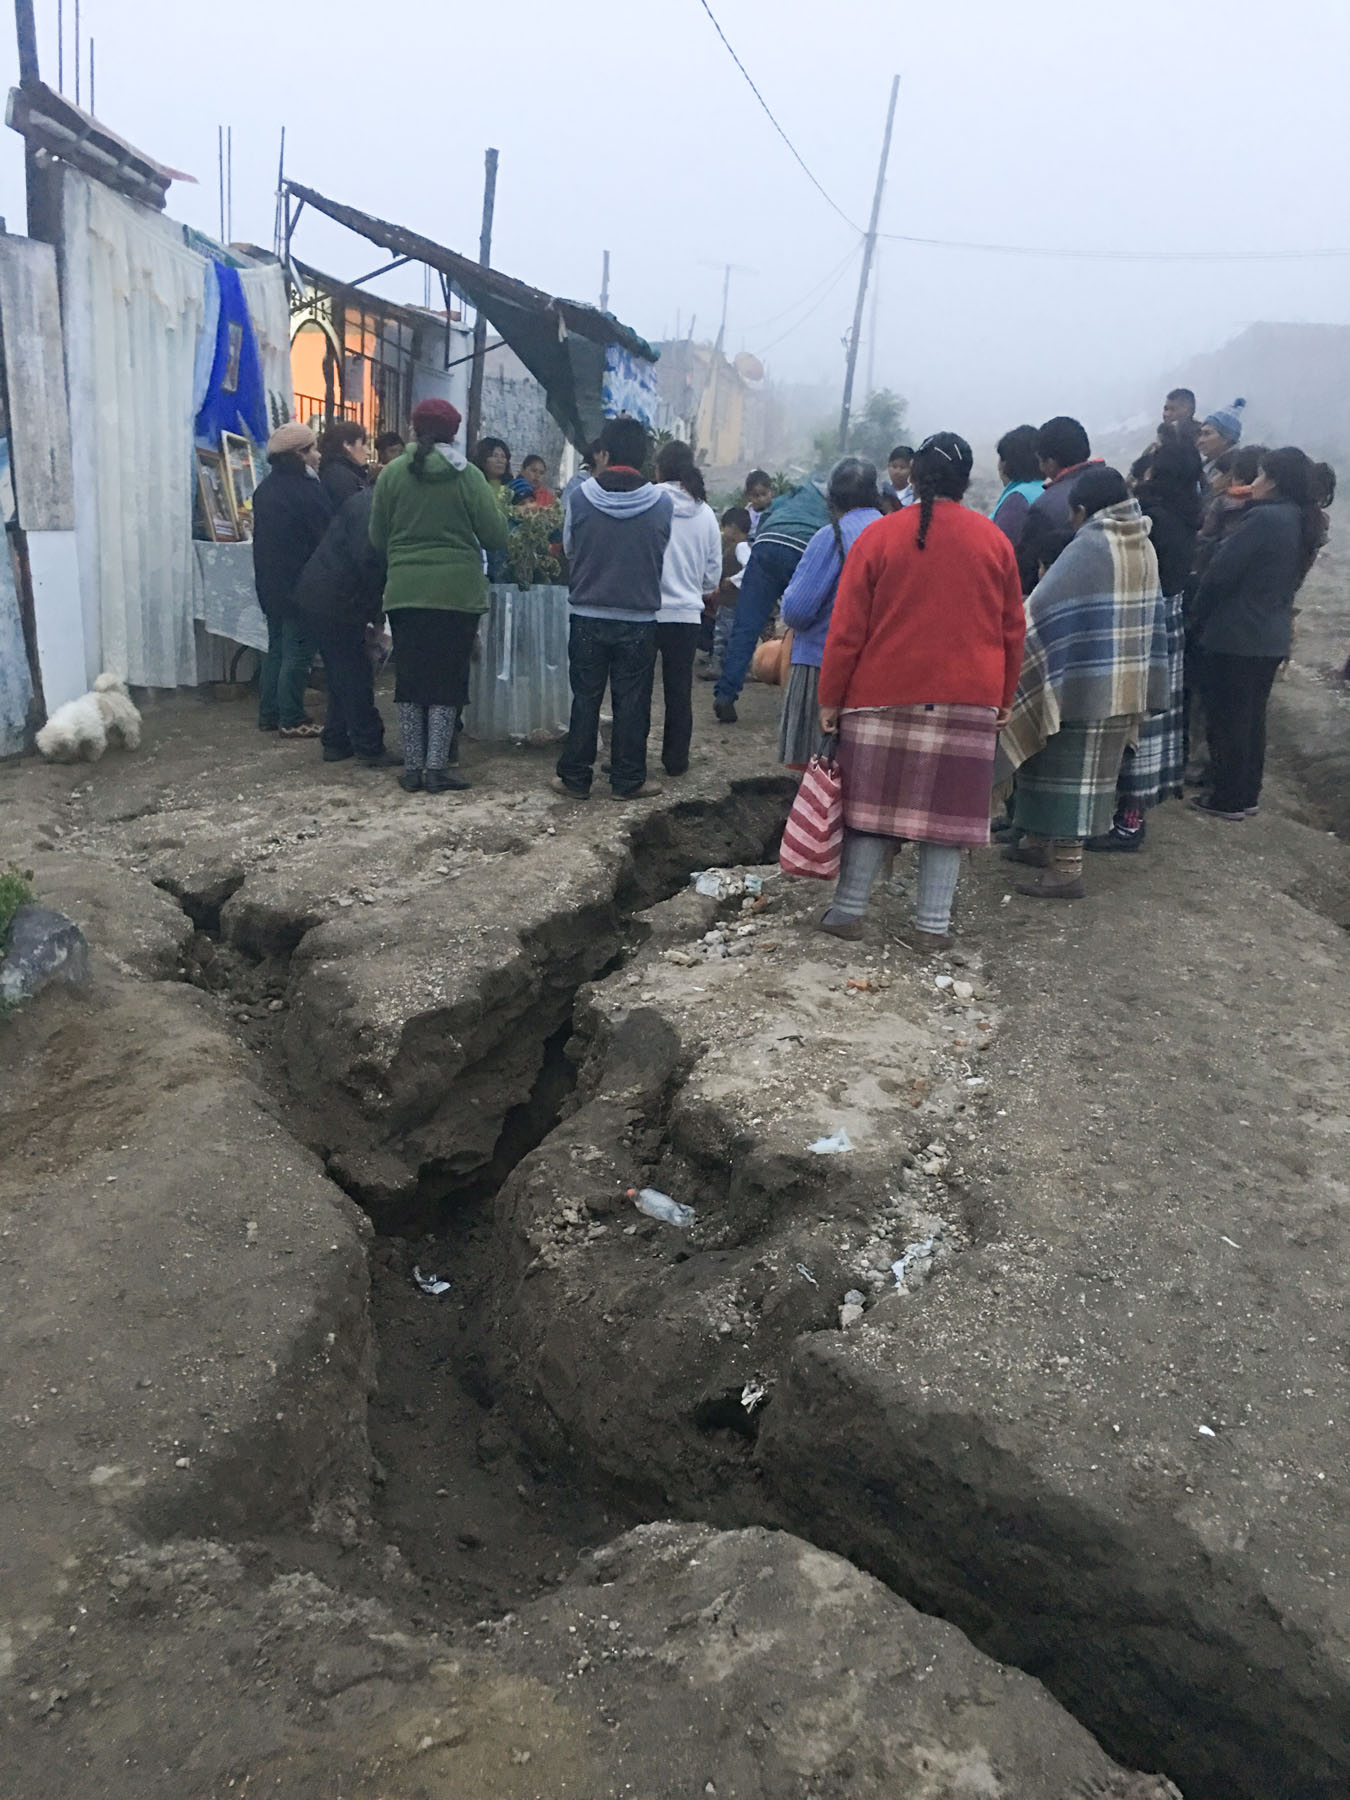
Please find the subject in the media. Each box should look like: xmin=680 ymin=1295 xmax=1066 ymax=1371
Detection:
xmin=744 ymin=469 xmax=774 ymax=537
xmin=880 ymin=444 xmax=915 ymax=511
xmin=699 ymin=507 xmax=752 ymax=680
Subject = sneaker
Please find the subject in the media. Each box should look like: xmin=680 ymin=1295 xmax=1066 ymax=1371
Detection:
xmin=1244 ymin=804 xmax=1260 ymax=818
xmin=817 ymin=912 xmax=864 ymax=941
xmin=714 ymin=699 xmax=738 ymax=724
xmin=696 ymin=663 xmax=721 ymax=682
xmin=1189 ymin=796 xmax=1246 ymax=822
xmin=355 ymin=748 xmax=403 ymax=768
xmin=424 ymin=768 xmax=470 ymax=793
xmin=1085 ymin=824 xmax=1144 ymax=853
xmin=549 ymin=776 xmax=590 ymax=801
xmin=397 ymin=769 xmax=424 ymax=793
xmin=611 ymin=781 xmax=663 ymax=801
xmin=1015 ymin=872 xmax=1086 ymax=901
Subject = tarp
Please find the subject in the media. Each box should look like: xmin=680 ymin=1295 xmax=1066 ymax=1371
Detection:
xmin=284 ymin=183 xmax=657 ymax=451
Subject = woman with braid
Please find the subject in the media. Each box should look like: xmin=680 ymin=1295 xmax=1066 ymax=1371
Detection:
xmin=816 ymin=432 xmax=1026 ymax=951
xmin=369 ymin=399 xmax=508 ymax=794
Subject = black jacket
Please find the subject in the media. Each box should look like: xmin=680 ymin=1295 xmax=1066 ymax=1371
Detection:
xmin=251 ymin=466 xmax=335 ymax=619
xmin=1142 ymin=500 xmax=1198 ymax=600
xmin=319 ymin=454 xmax=369 ymax=508
xmin=1191 ymin=499 xmax=1303 ymax=659
xmin=1016 ymin=461 xmax=1103 ymax=594
xmin=292 ymin=490 xmax=386 ymax=632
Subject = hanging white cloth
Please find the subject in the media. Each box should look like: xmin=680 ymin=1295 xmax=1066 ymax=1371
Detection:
xmin=236 ymin=259 xmax=295 ymax=434
xmin=62 ymin=169 xmax=207 ymax=688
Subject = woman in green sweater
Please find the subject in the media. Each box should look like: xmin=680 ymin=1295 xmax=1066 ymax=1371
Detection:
xmin=370 ymin=399 xmax=509 ymax=793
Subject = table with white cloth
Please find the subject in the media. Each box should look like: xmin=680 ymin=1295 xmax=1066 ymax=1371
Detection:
xmin=191 ymin=540 xmax=266 ymax=652
xmin=465 ymin=583 xmax=571 ymax=741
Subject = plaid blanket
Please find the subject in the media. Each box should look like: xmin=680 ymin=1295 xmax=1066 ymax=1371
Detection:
xmin=839 ymin=704 xmax=998 ymax=847
xmin=997 ymin=500 xmax=1170 ymax=782
xmin=1117 ymin=588 xmax=1185 ymax=807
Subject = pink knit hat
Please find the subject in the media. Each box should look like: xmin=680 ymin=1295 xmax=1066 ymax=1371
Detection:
xmin=266 ymin=422 xmax=317 ymax=457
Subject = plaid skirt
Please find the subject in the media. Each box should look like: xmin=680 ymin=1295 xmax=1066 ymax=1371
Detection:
xmin=1116 ymin=591 xmax=1185 ymax=808
xmin=778 ymin=662 xmax=822 ymax=769
xmin=838 ymin=704 xmax=999 ymax=847
xmin=1013 ymin=717 xmax=1134 ymax=841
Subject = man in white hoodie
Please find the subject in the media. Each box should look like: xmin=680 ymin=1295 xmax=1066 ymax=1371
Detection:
xmin=654 ymin=441 xmax=723 ymax=776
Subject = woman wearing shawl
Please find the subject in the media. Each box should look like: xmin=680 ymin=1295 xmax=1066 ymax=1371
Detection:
xmin=998 ymin=467 xmax=1170 ymax=899
xmin=816 ymin=432 xmax=1026 ymax=952
xmin=1089 ymin=427 xmax=1203 ymax=850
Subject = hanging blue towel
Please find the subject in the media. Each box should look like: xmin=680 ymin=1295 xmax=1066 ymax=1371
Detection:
xmin=195 ymin=261 xmax=267 ymax=444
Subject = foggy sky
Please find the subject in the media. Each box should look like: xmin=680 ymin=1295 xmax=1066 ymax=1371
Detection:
xmin=2 ymin=0 xmax=1349 ymax=444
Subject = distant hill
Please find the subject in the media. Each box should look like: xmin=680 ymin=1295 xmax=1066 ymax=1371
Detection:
xmin=1169 ymin=322 xmax=1350 ymax=461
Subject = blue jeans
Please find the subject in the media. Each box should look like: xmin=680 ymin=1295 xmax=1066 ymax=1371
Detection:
xmin=714 ymin=539 xmax=802 ymax=704
xmin=258 ymin=614 xmax=315 ymax=729
xmin=557 ymin=614 xmax=657 ymax=796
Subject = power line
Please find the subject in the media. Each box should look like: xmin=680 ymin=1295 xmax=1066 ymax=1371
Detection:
xmin=739 ymin=243 xmax=861 ymax=335
xmin=694 ymin=0 xmax=862 ymax=234
xmin=877 ymin=229 xmax=1350 ymax=263
xmin=759 ymin=247 xmax=862 ymax=355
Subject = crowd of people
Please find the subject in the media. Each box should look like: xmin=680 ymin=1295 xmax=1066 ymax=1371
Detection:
xmin=249 ymin=388 xmax=1334 ymax=945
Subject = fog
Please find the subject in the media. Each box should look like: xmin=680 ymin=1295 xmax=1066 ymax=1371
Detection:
xmin=3 ymin=0 xmax=1348 ymax=448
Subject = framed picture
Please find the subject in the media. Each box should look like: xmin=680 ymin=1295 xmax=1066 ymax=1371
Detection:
xmin=195 ymin=447 xmax=239 ymax=543
xmin=220 ymin=432 xmax=258 ymax=537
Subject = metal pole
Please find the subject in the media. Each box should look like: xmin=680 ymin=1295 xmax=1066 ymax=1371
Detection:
xmin=272 ymin=126 xmax=285 ymax=258
xmin=465 ymin=146 xmax=498 ymax=451
xmin=73 ymin=0 xmax=79 ymax=103
xmin=838 ymin=74 xmax=899 ymax=452
xmin=714 ymin=262 xmax=731 ymax=354
xmin=226 ymin=125 xmax=233 ymax=243
xmin=88 ymin=35 xmax=94 ymax=112
xmin=57 ymin=0 xmax=63 ymax=90
xmin=217 ymin=126 xmax=225 ymax=243
xmin=600 ymin=248 xmax=610 ymax=313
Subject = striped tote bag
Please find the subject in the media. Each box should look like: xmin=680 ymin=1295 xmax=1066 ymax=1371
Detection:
xmin=779 ymin=736 xmax=844 ymax=879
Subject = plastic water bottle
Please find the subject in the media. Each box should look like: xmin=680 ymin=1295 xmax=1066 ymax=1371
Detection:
xmin=628 ymin=1187 xmax=695 ymax=1228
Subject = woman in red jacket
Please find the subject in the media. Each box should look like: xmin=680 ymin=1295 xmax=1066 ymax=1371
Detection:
xmin=817 ymin=432 xmax=1026 ymax=951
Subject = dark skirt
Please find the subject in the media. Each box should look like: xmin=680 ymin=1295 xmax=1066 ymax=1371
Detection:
xmin=778 ymin=662 xmax=822 ymax=768
xmin=837 ymin=704 xmax=999 ymax=848
xmin=388 ymin=607 xmax=481 ymax=708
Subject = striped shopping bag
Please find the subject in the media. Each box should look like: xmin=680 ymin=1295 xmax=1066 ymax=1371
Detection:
xmin=779 ymin=736 xmax=843 ymax=879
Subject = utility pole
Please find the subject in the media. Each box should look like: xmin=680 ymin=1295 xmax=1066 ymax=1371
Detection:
xmin=465 ymin=146 xmax=498 ymax=451
xmin=838 ymin=74 xmax=899 ymax=453
xmin=600 ymin=248 xmax=610 ymax=313
xmin=715 ymin=262 xmax=731 ymax=353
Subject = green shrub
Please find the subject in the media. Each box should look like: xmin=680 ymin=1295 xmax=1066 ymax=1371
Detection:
xmin=0 ymin=867 xmax=34 ymax=954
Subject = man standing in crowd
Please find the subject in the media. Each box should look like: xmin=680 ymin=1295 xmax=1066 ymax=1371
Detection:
xmin=712 ymin=475 xmax=829 ymax=723
xmin=552 ymin=418 xmax=672 ymax=801
xmin=1016 ymin=416 xmax=1102 ymax=593
xmin=1161 ymin=388 xmax=1199 ymax=441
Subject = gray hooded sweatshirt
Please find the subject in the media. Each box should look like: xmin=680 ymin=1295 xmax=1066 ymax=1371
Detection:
xmin=563 ymin=469 xmax=674 ymax=623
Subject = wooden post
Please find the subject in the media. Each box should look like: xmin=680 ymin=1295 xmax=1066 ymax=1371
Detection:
xmin=13 ymin=0 xmax=39 ymax=84
xmin=838 ymin=75 xmax=899 ymax=453
xmin=465 ymin=147 xmax=498 ymax=451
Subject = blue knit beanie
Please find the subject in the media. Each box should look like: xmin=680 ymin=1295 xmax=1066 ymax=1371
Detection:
xmin=1203 ymin=397 xmax=1246 ymax=444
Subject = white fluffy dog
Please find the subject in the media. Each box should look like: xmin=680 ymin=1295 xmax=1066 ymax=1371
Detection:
xmin=36 ymin=673 xmax=142 ymax=762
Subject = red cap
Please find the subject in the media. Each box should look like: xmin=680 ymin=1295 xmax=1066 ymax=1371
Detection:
xmin=411 ymin=398 xmax=462 ymax=440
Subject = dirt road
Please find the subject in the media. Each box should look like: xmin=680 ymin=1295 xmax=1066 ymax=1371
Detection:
xmin=1 ymin=559 xmax=1346 ymax=1797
